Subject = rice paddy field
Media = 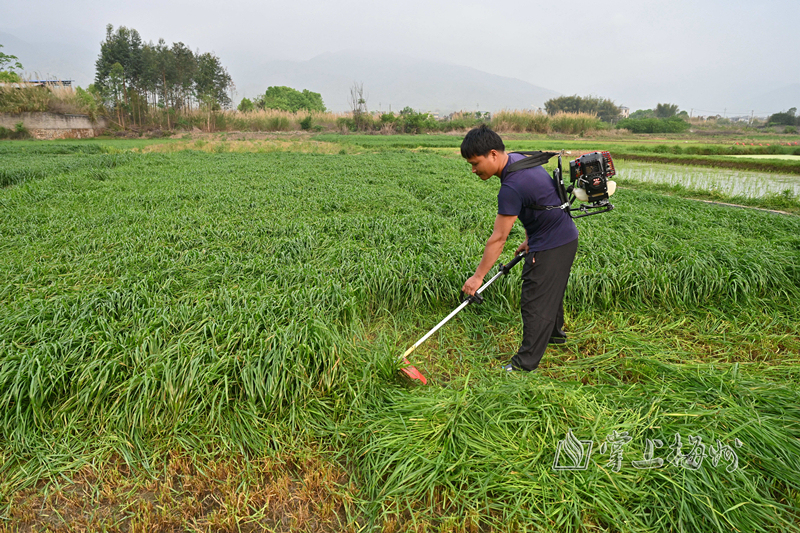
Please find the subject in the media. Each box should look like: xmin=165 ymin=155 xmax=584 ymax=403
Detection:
xmin=1 ymin=135 xmax=800 ymax=532
xmin=616 ymin=162 xmax=800 ymax=201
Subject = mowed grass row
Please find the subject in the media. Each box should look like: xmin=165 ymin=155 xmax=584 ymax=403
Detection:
xmin=1 ymin=147 xmax=800 ymax=531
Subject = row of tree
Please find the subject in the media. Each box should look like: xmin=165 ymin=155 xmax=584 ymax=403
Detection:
xmin=94 ymin=25 xmax=234 ymax=128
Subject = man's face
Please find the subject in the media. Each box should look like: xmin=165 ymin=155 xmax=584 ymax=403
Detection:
xmin=465 ymin=150 xmax=499 ymax=180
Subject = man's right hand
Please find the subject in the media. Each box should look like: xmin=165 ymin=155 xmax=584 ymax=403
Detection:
xmin=515 ymin=241 xmax=529 ymax=255
xmin=462 ymin=274 xmax=484 ymax=296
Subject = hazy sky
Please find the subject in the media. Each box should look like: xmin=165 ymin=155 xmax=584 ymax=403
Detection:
xmin=3 ymin=0 xmax=798 ymax=114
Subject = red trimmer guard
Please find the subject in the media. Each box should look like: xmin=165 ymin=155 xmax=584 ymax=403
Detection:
xmin=400 ymin=357 xmax=427 ymax=384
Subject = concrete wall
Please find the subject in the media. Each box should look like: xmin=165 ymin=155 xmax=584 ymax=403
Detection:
xmin=0 ymin=112 xmax=109 ymax=139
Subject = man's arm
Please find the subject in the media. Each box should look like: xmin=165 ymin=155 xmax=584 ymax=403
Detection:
xmin=462 ymin=214 xmax=517 ymax=296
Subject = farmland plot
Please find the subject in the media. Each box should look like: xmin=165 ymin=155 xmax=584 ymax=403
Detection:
xmin=616 ymin=161 xmax=800 ymax=198
xmin=1 ymin=142 xmax=800 ymax=531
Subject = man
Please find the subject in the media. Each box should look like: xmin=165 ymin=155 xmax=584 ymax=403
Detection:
xmin=460 ymin=125 xmax=578 ymax=372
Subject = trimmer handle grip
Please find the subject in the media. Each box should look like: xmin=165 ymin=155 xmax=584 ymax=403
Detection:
xmin=461 ymin=291 xmax=484 ymax=305
xmin=500 ymin=252 xmax=526 ymax=275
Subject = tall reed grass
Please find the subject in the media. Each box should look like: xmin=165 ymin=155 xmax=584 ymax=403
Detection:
xmin=0 ymin=82 xmax=92 ymax=115
xmin=492 ymin=110 xmax=606 ymax=135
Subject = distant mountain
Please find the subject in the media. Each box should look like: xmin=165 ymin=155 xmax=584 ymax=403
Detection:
xmin=0 ymin=33 xmax=561 ymax=114
xmin=0 ymin=31 xmax=96 ymax=87
xmin=232 ymin=50 xmax=560 ymax=114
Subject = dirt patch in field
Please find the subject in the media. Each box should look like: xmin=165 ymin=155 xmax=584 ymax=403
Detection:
xmin=5 ymin=452 xmax=355 ymax=532
xmin=138 ymin=136 xmax=345 ymax=155
xmin=168 ymin=131 xmax=316 ymax=142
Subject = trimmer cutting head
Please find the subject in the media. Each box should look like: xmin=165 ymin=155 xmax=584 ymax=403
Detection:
xmin=400 ymin=356 xmax=427 ymax=384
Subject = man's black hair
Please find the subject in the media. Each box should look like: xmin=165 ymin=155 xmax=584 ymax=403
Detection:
xmin=460 ymin=124 xmax=505 ymax=159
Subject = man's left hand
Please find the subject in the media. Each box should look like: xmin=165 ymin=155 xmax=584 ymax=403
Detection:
xmin=462 ymin=274 xmax=484 ymax=296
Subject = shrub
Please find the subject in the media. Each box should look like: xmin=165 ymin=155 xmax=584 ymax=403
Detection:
xmin=396 ymin=107 xmax=436 ymax=134
xmin=767 ymin=108 xmax=796 ymax=127
xmin=299 ymin=115 xmax=313 ymax=131
xmin=0 ymin=122 xmax=30 ymax=140
xmin=616 ymin=116 xmax=690 ymax=133
xmin=336 ymin=116 xmax=356 ymax=132
xmin=255 ymin=86 xmax=326 ymax=113
xmin=237 ymin=97 xmax=254 ymax=113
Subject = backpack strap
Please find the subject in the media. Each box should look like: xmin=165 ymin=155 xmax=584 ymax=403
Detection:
xmin=506 ymin=151 xmax=558 ymax=173
xmin=505 ymin=151 xmax=568 ymax=211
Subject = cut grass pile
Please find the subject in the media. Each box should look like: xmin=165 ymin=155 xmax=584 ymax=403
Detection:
xmin=1 ymin=142 xmax=799 ymax=531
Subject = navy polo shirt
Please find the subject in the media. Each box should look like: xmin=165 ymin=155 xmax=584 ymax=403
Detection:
xmin=497 ymin=153 xmax=579 ymax=251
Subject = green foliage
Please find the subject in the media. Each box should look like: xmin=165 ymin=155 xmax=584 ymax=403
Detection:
xmin=0 ymin=44 xmax=24 ymax=79
xmin=74 ymin=86 xmax=101 ymax=121
xmin=194 ymin=51 xmax=233 ymax=109
xmin=299 ymin=115 xmax=313 ymax=131
xmin=237 ymin=97 xmax=254 ymax=113
xmin=544 ymin=94 xmax=621 ymax=122
xmin=255 ymin=86 xmax=326 ymax=113
xmin=655 ymin=102 xmax=680 ymax=118
xmin=0 ymin=122 xmax=30 ymax=140
xmin=617 ymin=116 xmax=691 ymax=133
xmin=396 ymin=107 xmax=437 ymax=133
xmin=768 ymin=108 xmax=797 ymax=127
xmin=629 ymin=109 xmax=654 ymax=120
xmin=0 ymin=70 xmax=21 ymax=82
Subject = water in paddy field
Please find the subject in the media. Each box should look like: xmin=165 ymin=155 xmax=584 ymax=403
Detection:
xmin=615 ymin=161 xmax=800 ymax=199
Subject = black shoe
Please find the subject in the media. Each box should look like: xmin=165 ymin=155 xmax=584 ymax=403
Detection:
xmin=503 ymin=363 xmax=527 ymax=373
xmin=549 ymin=335 xmax=567 ymax=345
xmin=502 ymin=362 xmax=530 ymax=373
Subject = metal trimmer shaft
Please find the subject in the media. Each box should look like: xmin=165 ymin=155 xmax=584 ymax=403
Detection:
xmin=400 ymin=251 xmax=526 ymax=360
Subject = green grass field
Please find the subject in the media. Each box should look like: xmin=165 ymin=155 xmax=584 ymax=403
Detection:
xmin=1 ymin=136 xmax=799 ymax=531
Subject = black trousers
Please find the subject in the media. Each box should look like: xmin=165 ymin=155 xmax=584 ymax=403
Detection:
xmin=511 ymin=238 xmax=578 ymax=371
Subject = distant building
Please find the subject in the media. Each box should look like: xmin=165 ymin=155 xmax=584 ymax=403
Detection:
xmin=28 ymin=80 xmax=73 ymax=87
xmin=619 ymin=106 xmax=630 ymax=119
xmin=0 ymin=80 xmax=73 ymax=89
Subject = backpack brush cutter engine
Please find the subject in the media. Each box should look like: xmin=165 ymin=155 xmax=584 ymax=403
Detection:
xmin=507 ymin=150 xmax=618 ymax=218
xmin=399 ymin=252 xmax=527 ymax=384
